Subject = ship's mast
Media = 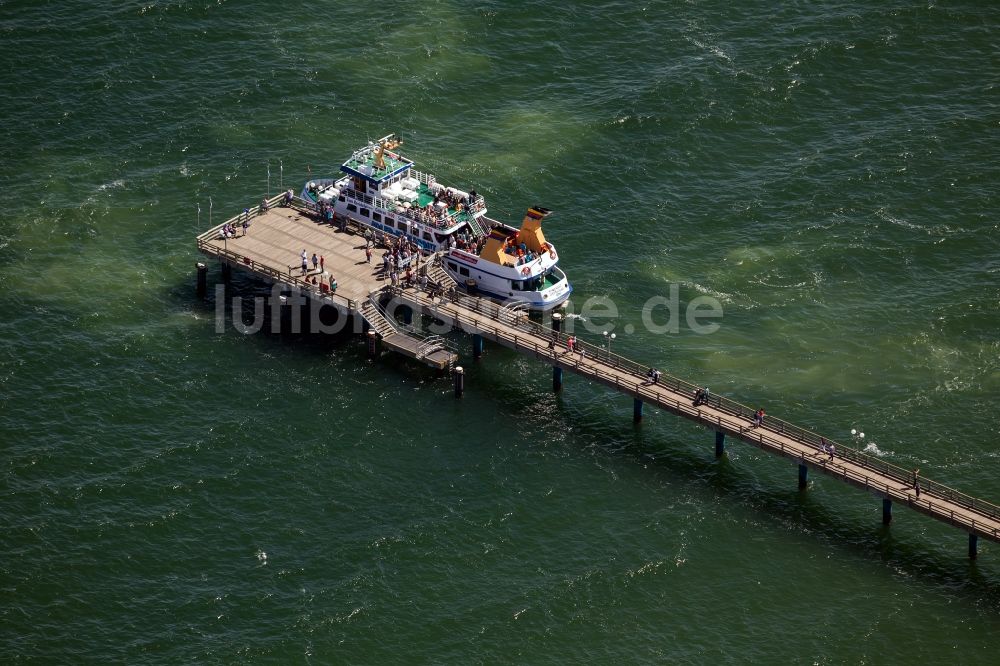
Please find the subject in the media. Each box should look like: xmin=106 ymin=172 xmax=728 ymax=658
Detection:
xmin=373 ymin=134 xmax=403 ymax=170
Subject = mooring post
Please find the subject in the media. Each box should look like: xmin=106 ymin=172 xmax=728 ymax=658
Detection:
xmin=715 ymin=430 xmax=725 ymax=457
xmin=882 ymin=498 xmax=893 ymax=525
xmin=454 ymin=366 xmax=465 ymax=399
xmin=798 ymin=463 xmax=809 ymax=490
xmin=551 ymin=312 xmax=563 ymax=393
xmin=633 ymin=398 xmax=643 ymax=422
xmin=472 ymin=333 xmax=483 ymax=360
xmin=367 ymin=330 xmax=378 ymax=359
xmin=969 ymin=533 xmax=979 ymax=560
xmin=196 ymin=262 xmax=207 ymax=298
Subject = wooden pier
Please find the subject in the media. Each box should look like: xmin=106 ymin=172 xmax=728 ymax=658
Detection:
xmin=196 ymin=194 xmax=457 ymax=370
xmin=197 ymin=194 xmax=1000 ymax=558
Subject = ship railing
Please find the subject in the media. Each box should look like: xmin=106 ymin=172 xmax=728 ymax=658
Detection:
xmin=399 ymin=285 xmax=1000 ymax=527
xmin=410 ymin=169 xmax=436 ymax=185
xmin=342 ymin=189 xmax=395 ymax=213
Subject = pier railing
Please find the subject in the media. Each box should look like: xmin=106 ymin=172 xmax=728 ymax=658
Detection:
xmin=398 ymin=286 xmax=1000 ymax=526
xmin=198 ymin=239 xmax=359 ymax=312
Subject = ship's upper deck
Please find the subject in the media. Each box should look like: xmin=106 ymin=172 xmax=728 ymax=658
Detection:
xmin=340 ymin=136 xmax=413 ymax=185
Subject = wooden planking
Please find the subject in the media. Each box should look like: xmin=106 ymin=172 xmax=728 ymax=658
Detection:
xmin=203 ymin=209 xmax=385 ymax=300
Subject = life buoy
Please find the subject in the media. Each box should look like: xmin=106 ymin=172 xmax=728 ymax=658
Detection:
xmin=549 ymin=248 xmax=556 ymax=259
xmin=520 ymin=266 xmax=530 ymax=276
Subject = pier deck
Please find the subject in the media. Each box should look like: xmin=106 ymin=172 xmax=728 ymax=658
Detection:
xmin=200 ymin=205 xmax=384 ymax=302
xmin=197 ymin=195 xmax=456 ymax=369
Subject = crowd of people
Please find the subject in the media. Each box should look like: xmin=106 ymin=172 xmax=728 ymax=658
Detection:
xmin=373 ymin=234 xmax=421 ymax=289
xmin=218 ymin=220 xmax=246 ymax=239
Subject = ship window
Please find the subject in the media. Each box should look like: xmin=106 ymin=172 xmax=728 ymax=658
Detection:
xmin=360 ymin=208 xmax=370 ymax=217
xmin=459 ymin=267 xmax=470 ymax=277
xmin=373 ymin=212 xmax=382 ymax=222
xmin=512 ymin=280 xmax=524 ymax=291
xmin=423 ymin=231 xmax=432 ymax=241
xmin=347 ymin=203 xmax=357 ymax=212
xmin=338 ymin=195 xmax=345 ymax=202
xmin=447 ymin=262 xmax=458 ymax=272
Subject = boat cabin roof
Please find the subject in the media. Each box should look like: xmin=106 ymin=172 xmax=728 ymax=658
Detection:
xmin=341 ymin=144 xmax=413 ymax=186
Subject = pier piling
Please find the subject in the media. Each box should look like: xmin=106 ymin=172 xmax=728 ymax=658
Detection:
xmin=196 ymin=262 xmax=207 ymax=298
xmin=454 ymin=366 xmax=465 ymax=398
xmin=883 ymin=498 xmax=893 ymax=525
xmin=551 ymin=313 xmax=563 ymax=392
xmin=715 ymin=430 xmax=725 ymax=457
xmin=367 ymin=330 xmax=378 ymax=359
xmin=633 ymin=398 xmax=643 ymax=422
xmin=799 ymin=463 xmax=809 ymax=490
xmin=472 ymin=334 xmax=483 ymax=360
xmin=970 ymin=533 xmax=979 ymax=560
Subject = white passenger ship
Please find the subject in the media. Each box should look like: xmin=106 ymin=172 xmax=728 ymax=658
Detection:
xmin=301 ymin=134 xmax=571 ymax=310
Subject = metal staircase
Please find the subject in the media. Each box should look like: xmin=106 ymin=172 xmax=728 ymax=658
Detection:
xmin=360 ymin=293 xmax=458 ymax=370
xmin=466 ymin=212 xmax=488 ymax=239
xmin=360 ymin=298 xmax=398 ymax=338
xmin=425 ymin=252 xmax=458 ymax=289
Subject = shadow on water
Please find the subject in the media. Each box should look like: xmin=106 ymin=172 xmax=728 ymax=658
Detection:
xmin=182 ymin=264 xmax=449 ymax=378
xmin=465 ymin=360 xmax=1000 ymax=604
xmin=180 ymin=265 xmax=1000 ymax=605
xmin=634 ymin=425 xmax=1000 ymax=605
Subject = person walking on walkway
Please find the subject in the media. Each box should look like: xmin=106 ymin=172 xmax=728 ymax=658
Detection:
xmin=311 ymin=253 xmax=319 ymax=271
xmin=914 ymin=468 xmax=921 ymax=497
xmin=320 ymin=255 xmax=325 ymax=271
xmin=366 ymin=246 xmax=372 ymax=263
xmin=300 ymin=249 xmax=308 ymax=275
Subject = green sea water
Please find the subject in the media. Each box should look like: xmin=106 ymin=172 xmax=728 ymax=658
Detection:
xmin=2 ymin=1 xmax=1000 ymax=662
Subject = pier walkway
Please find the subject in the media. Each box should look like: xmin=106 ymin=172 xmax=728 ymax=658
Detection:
xmin=196 ymin=194 xmax=1000 ymax=557
xmin=389 ymin=285 xmax=1000 ymax=552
